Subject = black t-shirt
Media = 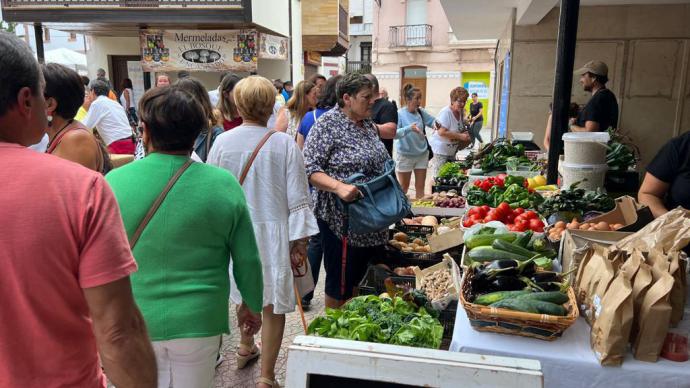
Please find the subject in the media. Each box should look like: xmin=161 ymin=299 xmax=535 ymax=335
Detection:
xmin=647 ymin=131 xmax=690 ymax=211
xmin=470 ymin=102 xmax=483 ymax=121
xmin=371 ymin=98 xmax=398 ymax=156
xmin=576 ymin=88 xmax=619 ymax=131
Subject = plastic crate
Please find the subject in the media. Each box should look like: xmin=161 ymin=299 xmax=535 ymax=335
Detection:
xmin=439 ymin=300 xmax=458 ymax=340
xmin=356 ymin=265 xmax=415 ymax=296
xmin=432 ymin=184 xmax=465 ymax=193
xmin=392 ymin=223 xmax=435 ymax=238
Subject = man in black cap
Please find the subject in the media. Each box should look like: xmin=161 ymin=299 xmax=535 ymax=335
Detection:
xmin=569 ymin=60 xmax=619 ymax=132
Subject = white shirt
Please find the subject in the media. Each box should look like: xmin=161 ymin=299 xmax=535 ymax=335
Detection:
xmin=28 ymin=134 xmax=49 ymax=152
xmin=207 ymin=124 xmax=318 ymax=314
xmin=430 ymin=105 xmax=464 ymax=156
xmin=119 ymin=88 xmax=137 ymax=110
xmin=83 ymin=96 xmax=133 ymax=146
xmin=267 ymin=101 xmax=282 ymax=130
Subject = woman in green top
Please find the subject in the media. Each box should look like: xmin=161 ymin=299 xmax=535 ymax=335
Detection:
xmin=106 ymin=85 xmax=264 ymax=388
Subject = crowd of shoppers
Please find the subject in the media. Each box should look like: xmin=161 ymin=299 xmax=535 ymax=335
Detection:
xmin=2 ymin=29 xmax=489 ymax=387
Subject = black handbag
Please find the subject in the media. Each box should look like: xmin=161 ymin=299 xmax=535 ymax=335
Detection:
xmin=418 ymin=108 xmax=433 ymax=160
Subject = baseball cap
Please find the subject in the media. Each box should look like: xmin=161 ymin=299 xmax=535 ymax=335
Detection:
xmin=574 ymin=60 xmax=608 ymax=77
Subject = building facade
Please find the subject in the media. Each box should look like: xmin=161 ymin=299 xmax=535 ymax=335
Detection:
xmin=347 ymin=0 xmax=373 ymax=74
xmin=372 ymin=0 xmax=495 ymax=119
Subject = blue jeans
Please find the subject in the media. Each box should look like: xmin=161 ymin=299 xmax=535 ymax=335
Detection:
xmin=302 ymin=233 xmax=322 ymax=302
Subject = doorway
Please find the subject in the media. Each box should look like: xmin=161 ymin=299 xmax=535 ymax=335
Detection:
xmin=109 ymin=55 xmax=141 ymax=95
xmin=400 ymin=66 xmax=427 ymax=107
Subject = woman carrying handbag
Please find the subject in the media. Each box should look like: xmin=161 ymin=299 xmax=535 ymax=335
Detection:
xmin=207 ymin=76 xmax=318 ymax=388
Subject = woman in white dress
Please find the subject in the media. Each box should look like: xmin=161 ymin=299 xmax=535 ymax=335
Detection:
xmin=207 ymin=76 xmax=318 ymax=388
xmin=273 ymin=80 xmax=318 ymax=139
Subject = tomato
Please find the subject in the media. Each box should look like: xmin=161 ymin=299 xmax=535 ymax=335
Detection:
xmin=514 ymin=207 xmax=525 ymax=215
xmin=467 ymin=207 xmax=479 ymax=216
xmin=485 ymin=214 xmax=498 ymax=223
xmin=471 ymin=214 xmax=483 ymax=223
xmin=524 ymin=210 xmax=538 ymax=220
xmin=497 ymin=202 xmax=512 ymax=215
xmin=463 ymin=219 xmax=474 ymax=228
xmin=505 ymin=214 xmax=515 ymax=224
xmin=481 ymin=205 xmax=491 ymax=213
xmin=529 ymin=218 xmax=545 ymax=231
xmin=513 ymin=222 xmax=527 ymax=232
xmin=473 ymin=180 xmax=482 ymax=187
xmin=507 ymin=224 xmax=515 ymax=231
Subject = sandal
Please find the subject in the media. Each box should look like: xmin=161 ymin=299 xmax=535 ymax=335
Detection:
xmin=236 ymin=343 xmax=260 ymax=369
xmin=256 ymin=377 xmax=281 ymax=387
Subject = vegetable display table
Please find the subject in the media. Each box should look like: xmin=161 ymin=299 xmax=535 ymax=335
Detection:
xmin=450 ymin=310 xmax=690 ymax=388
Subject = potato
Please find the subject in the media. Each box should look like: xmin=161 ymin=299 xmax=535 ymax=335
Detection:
xmin=555 ymin=221 xmax=566 ymax=229
xmin=595 ymin=221 xmax=610 ymax=231
xmin=412 ymin=238 xmax=425 ymax=246
xmin=401 ymin=246 xmax=413 ymax=252
xmin=579 ymin=223 xmax=591 ymax=230
xmin=570 ymin=219 xmax=580 ymax=230
xmin=612 ymin=223 xmax=624 ymax=230
xmin=393 ymin=232 xmax=408 ymax=242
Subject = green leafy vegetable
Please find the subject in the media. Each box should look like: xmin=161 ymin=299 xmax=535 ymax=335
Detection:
xmin=307 ymin=295 xmax=444 ymax=349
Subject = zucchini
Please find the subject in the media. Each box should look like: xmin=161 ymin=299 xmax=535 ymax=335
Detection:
xmin=489 ymin=298 xmax=539 ymax=314
xmin=465 ymin=233 xmax=517 ymax=250
xmin=513 ymin=231 xmax=533 ymax=248
xmin=467 ymin=246 xmax=527 ymax=262
xmin=491 ymin=298 xmax=567 ymax=316
xmin=474 ymin=290 xmax=531 ymax=305
xmin=517 ymin=291 xmax=569 ymax=305
xmin=491 ymin=239 xmax=539 ymax=260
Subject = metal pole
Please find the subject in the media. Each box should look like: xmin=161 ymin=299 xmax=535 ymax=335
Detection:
xmin=547 ymin=0 xmax=580 ymax=184
xmin=34 ymin=23 xmax=45 ymax=64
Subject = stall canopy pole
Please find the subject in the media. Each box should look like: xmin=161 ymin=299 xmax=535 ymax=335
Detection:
xmin=34 ymin=23 xmax=45 ymax=64
xmin=547 ymin=0 xmax=580 ymax=184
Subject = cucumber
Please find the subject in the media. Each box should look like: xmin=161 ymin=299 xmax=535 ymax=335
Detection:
xmin=517 ymin=291 xmax=569 ymax=305
xmin=491 ymin=239 xmax=539 ymax=260
xmin=467 ymin=246 xmax=527 ymax=262
xmin=491 ymin=298 xmax=566 ymax=316
xmin=465 ymin=233 xmax=517 ymax=250
xmin=474 ymin=290 xmax=531 ymax=305
xmin=489 ymin=298 xmax=539 ymax=314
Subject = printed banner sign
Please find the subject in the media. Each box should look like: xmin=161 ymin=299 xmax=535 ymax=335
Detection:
xmin=139 ymin=29 xmax=258 ymax=72
xmin=258 ymin=33 xmax=288 ymax=60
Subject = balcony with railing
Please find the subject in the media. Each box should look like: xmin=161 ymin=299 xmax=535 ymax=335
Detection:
xmin=389 ymin=24 xmax=432 ymax=49
xmin=346 ymin=61 xmax=371 ymax=74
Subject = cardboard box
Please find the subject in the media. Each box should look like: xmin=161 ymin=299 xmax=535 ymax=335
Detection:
xmin=585 ymin=196 xmax=653 ymax=232
xmin=560 ymin=229 xmax=633 ymax=284
xmin=411 ymin=207 xmax=465 ymax=217
xmin=427 ymin=227 xmax=464 ymax=253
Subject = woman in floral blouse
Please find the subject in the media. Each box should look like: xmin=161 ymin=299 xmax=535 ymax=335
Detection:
xmin=303 ymin=73 xmax=391 ymax=308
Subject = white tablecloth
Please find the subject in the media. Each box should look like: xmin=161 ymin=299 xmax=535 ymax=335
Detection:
xmin=450 ymin=309 xmax=690 ymax=388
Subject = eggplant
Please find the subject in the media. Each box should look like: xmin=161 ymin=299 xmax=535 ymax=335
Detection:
xmin=535 ymin=281 xmax=564 ymax=292
xmin=531 ymin=271 xmax=562 ymax=283
xmin=489 ymin=276 xmax=527 ymax=292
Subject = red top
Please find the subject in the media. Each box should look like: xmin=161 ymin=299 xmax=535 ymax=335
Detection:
xmin=0 ymin=143 xmax=137 ymax=387
xmin=223 ymin=116 xmax=243 ymax=131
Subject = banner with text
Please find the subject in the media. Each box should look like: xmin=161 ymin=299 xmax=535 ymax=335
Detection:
xmin=139 ymin=29 xmax=258 ymax=73
xmin=258 ymin=33 xmax=288 ymax=60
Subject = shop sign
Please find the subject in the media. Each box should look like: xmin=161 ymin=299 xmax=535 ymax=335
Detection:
xmin=258 ymin=33 xmax=288 ymax=60
xmin=139 ymin=29 xmax=258 ymax=72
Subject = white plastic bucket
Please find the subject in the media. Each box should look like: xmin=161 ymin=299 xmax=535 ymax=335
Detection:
xmin=560 ymin=162 xmax=608 ymax=191
xmin=563 ymin=132 xmax=610 ymax=165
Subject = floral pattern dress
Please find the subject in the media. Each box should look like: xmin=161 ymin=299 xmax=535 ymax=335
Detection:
xmin=303 ymin=107 xmax=392 ymax=247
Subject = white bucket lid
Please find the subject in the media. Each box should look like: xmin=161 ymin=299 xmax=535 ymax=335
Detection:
xmin=562 ymin=132 xmax=610 ymax=143
xmin=561 ymin=162 xmax=609 ymax=171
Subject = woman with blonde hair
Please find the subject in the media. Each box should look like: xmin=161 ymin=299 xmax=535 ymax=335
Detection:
xmin=208 ymin=76 xmax=318 ymax=388
xmin=273 ymin=80 xmax=318 ymax=139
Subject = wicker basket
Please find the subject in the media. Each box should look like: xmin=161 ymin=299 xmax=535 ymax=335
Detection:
xmin=460 ymin=270 xmax=579 ymax=341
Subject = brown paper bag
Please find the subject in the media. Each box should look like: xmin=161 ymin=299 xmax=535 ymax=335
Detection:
xmin=591 ymin=270 xmax=634 ymax=366
xmin=632 ymin=266 xmax=674 ymax=362
xmin=575 ymin=247 xmax=595 ymax=294
xmin=613 ymin=207 xmax=690 ymax=253
xmin=620 ymin=249 xmax=644 ymax=280
xmin=647 ymin=248 xmax=670 ymax=272
xmin=578 ymin=245 xmax=617 ymax=325
xmin=630 ymin=261 xmax=653 ymax=341
xmin=668 ymin=251 xmax=687 ymax=327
